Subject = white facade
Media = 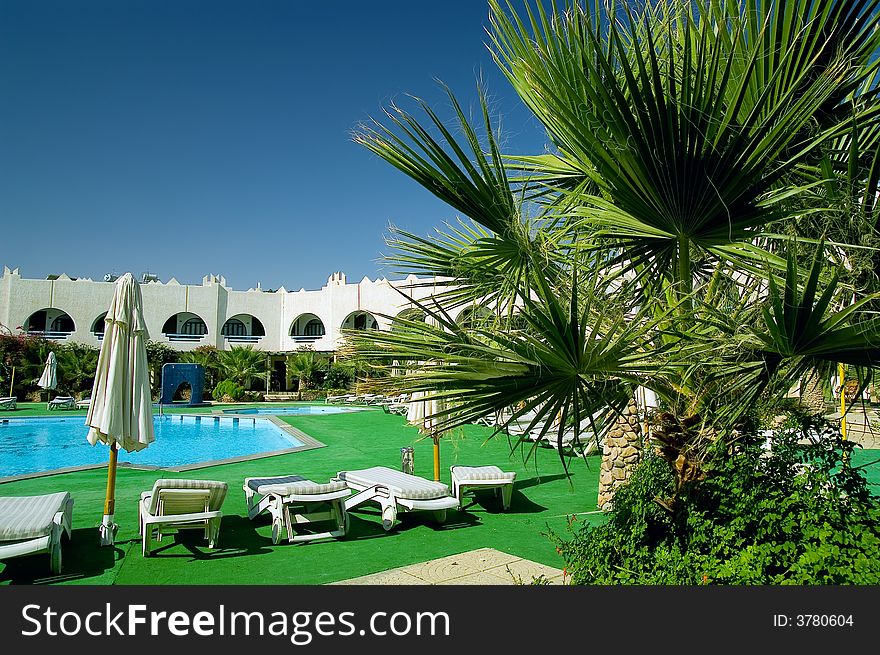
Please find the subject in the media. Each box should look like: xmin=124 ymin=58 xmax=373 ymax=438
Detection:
xmin=0 ymin=267 xmax=450 ymax=353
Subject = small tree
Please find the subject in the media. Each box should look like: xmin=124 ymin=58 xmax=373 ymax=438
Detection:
xmin=145 ymin=341 xmax=179 ymax=396
xmin=55 ymin=343 xmax=100 ymax=396
xmin=218 ymin=345 xmax=268 ymax=390
xmin=287 ymin=349 xmax=326 ymax=399
xmin=0 ymin=328 xmax=51 ymax=398
xmin=182 ymin=345 xmax=221 ymax=390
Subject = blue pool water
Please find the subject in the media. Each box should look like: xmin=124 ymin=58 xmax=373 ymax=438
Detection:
xmin=224 ymin=406 xmax=363 ymax=416
xmin=0 ymin=415 xmax=303 ymax=478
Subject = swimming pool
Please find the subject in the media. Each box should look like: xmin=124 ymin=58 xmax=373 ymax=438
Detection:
xmin=223 ymin=405 xmax=366 ymax=416
xmin=0 ymin=415 xmax=308 ymax=479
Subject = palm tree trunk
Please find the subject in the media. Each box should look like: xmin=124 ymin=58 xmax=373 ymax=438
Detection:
xmin=799 ymin=371 xmax=827 ymax=415
xmin=597 ymin=397 xmax=643 ymax=510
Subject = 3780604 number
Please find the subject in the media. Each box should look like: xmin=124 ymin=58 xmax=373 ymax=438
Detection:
xmin=796 ymin=615 xmax=853 ymax=627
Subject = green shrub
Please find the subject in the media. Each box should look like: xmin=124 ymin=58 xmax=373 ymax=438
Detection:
xmin=323 ymin=364 xmax=352 ymax=390
xmin=212 ymin=379 xmax=245 ymax=402
xmin=556 ymin=419 xmax=880 ymax=584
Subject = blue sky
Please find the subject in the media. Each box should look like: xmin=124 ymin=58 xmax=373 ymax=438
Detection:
xmin=0 ymin=0 xmax=549 ymax=291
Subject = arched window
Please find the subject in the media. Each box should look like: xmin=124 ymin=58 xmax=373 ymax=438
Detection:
xmin=181 ymin=318 xmax=208 ymax=335
xmin=221 ymin=318 xmax=246 ymax=336
xmin=351 ymin=312 xmax=378 ymax=331
xmin=304 ymin=319 xmax=325 ymax=336
xmin=24 ymin=309 xmax=75 ymax=339
xmin=50 ymin=314 xmax=75 ymax=333
xmin=290 ymin=314 xmax=326 ymax=341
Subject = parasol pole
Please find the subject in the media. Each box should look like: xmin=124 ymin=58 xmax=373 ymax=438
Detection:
xmin=838 ymin=363 xmax=847 ymax=440
xmin=100 ymin=442 xmax=119 ymax=546
xmin=839 ymin=363 xmax=849 ymax=467
xmin=432 ymin=431 xmax=441 ymax=482
xmin=8 ymin=366 xmax=14 ymax=397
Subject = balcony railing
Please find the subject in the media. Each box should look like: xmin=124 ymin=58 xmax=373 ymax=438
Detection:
xmin=224 ymin=334 xmax=262 ymax=343
xmin=93 ymin=331 xmax=104 ymax=341
xmin=291 ymin=334 xmax=322 ymax=343
xmin=165 ymin=333 xmax=206 ymax=343
xmin=26 ymin=330 xmax=72 ymax=341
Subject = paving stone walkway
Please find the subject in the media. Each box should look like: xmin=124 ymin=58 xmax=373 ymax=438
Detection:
xmin=329 ymin=548 xmax=567 ymax=585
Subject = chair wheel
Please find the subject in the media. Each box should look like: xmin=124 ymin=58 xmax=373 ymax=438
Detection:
xmin=381 ymin=506 xmax=396 ymax=531
xmin=434 ymin=509 xmax=447 ymax=524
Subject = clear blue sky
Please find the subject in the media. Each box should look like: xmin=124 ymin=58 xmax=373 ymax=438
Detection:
xmin=0 ymin=0 xmax=549 ymax=291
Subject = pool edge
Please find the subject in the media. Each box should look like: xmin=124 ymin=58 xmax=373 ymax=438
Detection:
xmin=0 ymin=414 xmax=327 ymax=484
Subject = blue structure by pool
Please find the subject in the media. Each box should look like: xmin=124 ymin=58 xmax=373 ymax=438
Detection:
xmin=0 ymin=415 xmax=312 ymax=479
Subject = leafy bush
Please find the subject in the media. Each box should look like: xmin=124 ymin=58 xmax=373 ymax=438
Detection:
xmin=212 ymin=379 xmax=245 ymax=402
xmin=146 ymin=341 xmax=180 ymax=394
xmin=556 ymin=419 xmax=880 ymax=584
xmin=55 ymin=343 xmax=100 ymax=395
xmin=182 ymin=345 xmax=221 ymax=390
xmin=217 ymin=346 xmax=267 ymax=389
xmin=323 ymin=363 xmax=352 ymax=390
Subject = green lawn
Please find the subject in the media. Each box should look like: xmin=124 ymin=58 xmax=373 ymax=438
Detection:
xmin=2 ymin=403 xmax=878 ymax=585
xmin=0 ymin=404 xmax=607 ymax=585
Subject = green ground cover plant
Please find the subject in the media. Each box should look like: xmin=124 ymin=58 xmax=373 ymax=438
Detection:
xmin=557 ymin=418 xmax=880 ymax=584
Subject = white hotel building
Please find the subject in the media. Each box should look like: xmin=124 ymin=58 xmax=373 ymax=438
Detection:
xmin=0 ymin=266 xmax=453 ymax=390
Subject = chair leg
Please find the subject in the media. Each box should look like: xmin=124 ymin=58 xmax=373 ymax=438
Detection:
xmin=49 ymin=535 xmax=62 ymax=574
xmin=380 ymin=502 xmax=397 ymax=531
xmin=208 ymin=518 xmax=220 ymax=548
xmin=272 ymin=516 xmax=284 ymax=545
xmin=501 ymin=484 xmax=513 ymax=511
xmin=339 ymin=505 xmax=350 ymax=536
xmin=143 ymin=526 xmax=152 ymax=557
xmin=451 ymin=478 xmax=461 ymax=507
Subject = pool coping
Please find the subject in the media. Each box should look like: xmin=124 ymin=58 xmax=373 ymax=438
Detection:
xmin=0 ymin=413 xmax=327 ymax=485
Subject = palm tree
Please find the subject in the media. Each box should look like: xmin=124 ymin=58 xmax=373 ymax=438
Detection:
xmin=55 ymin=343 xmax=100 ymax=396
xmin=217 ymin=346 xmax=267 ymax=390
xmin=182 ymin=345 xmax=221 ymax=391
xmin=349 ymin=0 xmax=880 ymax=508
xmin=286 ymin=350 xmax=326 ymax=400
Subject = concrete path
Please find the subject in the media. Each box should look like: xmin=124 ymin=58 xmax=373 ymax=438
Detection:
xmin=827 ymin=409 xmax=880 ymax=449
xmin=329 ymin=548 xmax=567 ymax=585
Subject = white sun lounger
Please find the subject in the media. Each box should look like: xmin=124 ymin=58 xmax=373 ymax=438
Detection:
xmin=47 ymin=396 xmax=75 ymax=410
xmin=138 ymin=479 xmax=228 ymax=556
xmin=336 ymin=466 xmax=459 ymax=531
xmin=0 ymin=396 xmax=16 ymax=410
xmin=450 ymin=465 xmax=516 ymax=510
xmin=0 ymin=492 xmax=73 ymax=574
xmin=243 ymin=475 xmax=351 ymax=544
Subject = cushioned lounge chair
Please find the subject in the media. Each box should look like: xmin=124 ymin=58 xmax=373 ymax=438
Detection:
xmin=526 ymin=411 xmax=607 ymax=455
xmin=0 ymin=492 xmax=73 ymax=574
xmin=381 ymin=401 xmax=410 ymax=416
xmin=75 ymin=397 xmax=91 ymax=409
xmin=336 ymin=466 xmax=459 ymax=531
xmin=450 ymin=465 xmax=516 ymax=511
xmin=138 ymin=479 xmax=228 ymax=556
xmin=243 ymin=475 xmax=350 ymax=544
xmin=0 ymin=396 xmax=16 ymax=410
xmin=47 ymin=396 xmax=75 ymax=410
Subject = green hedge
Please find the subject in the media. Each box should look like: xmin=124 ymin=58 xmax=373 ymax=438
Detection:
xmin=557 ymin=421 xmax=880 ymax=584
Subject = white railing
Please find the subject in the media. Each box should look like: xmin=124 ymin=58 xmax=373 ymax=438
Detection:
xmin=165 ymin=333 xmax=206 ymax=342
xmin=291 ymin=335 xmax=322 ymax=343
xmin=26 ymin=330 xmax=71 ymax=341
xmin=224 ymin=335 xmax=262 ymax=343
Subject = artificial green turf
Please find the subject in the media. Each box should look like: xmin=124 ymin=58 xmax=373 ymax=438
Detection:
xmin=0 ymin=406 xmax=605 ymax=585
xmin=2 ymin=403 xmax=878 ymax=585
